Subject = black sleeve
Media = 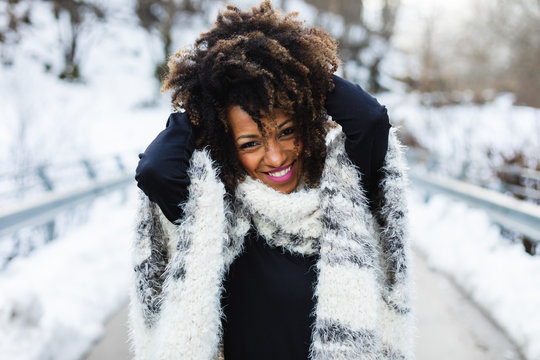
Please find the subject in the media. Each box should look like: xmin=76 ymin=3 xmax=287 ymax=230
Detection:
xmin=325 ymin=75 xmax=391 ymax=203
xmin=135 ymin=112 xmax=194 ymax=223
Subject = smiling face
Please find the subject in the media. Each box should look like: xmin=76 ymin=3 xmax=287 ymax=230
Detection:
xmin=227 ymin=105 xmax=303 ymax=194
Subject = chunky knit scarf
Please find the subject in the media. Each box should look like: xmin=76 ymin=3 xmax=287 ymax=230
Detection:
xmin=129 ymin=126 xmax=415 ymax=360
xmin=235 ymin=176 xmax=322 ymax=255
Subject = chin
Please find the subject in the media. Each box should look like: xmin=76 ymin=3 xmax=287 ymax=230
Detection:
xmin=262 ymin=170 xmax=302 ymax=194
xmin=277 ymin=183 xmax=297 ymax=194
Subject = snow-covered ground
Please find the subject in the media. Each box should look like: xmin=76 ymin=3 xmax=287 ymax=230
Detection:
xmin=409 ymin=190 xmax=540 ymax=360
xmin=0 ymin=190 xmax=136 ymax=360
xmin=1 ymin=0 xmax=539 ymax=359
xmin=0 ymin=1 xmax=199 ymax=358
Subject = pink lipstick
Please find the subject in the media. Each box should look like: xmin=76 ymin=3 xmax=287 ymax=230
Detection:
xmin=264 ymin=162 xmax=295 ymax=183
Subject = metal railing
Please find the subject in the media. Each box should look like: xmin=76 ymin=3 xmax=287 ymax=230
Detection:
xmin=410 ymin=168 xmax=540 ymax=244
xmin=0 ymin=153 xmax=138 ymax=268
xmin=497 ymin=165 xmax=540 ymax=202
xmin=407 ymin=148 xmax=540 ymax=204
xmin=0 ymin=175 xmax=133 ymax=238
xmin=0 ymin=153 xmax=136 ymax=202
xmin=3 ymin=156 xmax=539 ymax=251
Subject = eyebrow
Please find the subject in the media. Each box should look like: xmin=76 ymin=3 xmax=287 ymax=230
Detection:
xmin=278 ymin=119 xmax=293 ymax=128
xmin=236 ymin=134 xmax=259 ymax=142
xmin=235 ymin=119 xmax=294 ymax=142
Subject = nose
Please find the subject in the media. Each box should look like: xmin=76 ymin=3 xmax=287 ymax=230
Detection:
xmin=264 ymin=139 xmax=287 ymax=168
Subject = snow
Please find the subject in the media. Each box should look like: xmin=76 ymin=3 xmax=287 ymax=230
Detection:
xmin=409 ymin=190 xmax=540 ymax=360
xmin=0 ymin=0 xmax=201 ymax=358
xmin=381 ymin=91 xmax=540 ymax=189
xmin=0 ymin=190 xmax=136 ymax=360
xmin=1 ymin=0 xmax=540 ymax=359
xmin=0 ymin=1 xmax=170 ymax=179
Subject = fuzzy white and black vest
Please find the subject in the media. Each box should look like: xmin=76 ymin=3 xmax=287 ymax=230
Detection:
xmin=129 ymin=126 xmax=415 ymax=360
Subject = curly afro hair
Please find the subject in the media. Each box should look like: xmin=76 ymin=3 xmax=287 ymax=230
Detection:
xmin=161 ymin=0 xmax=339 ymax=193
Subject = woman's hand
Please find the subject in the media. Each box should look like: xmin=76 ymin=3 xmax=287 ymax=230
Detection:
xmin=135 ymin=112 xmax=194 ymax=223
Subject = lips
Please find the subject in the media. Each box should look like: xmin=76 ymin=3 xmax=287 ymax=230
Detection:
xmin=263 ymin=161 xmax=295 ymax=183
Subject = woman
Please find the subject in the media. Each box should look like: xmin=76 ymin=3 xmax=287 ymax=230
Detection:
xmin=131 ymin=2 xmax=414 ymax=360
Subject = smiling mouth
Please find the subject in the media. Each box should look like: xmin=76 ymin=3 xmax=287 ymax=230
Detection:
xmin=264 ymin=161 xmax=295 ymax=182
xmin=267 ymin=163 xmax=293 ymax=177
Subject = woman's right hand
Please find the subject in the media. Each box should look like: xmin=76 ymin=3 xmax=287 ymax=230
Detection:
xmin=135 ymin=112 xmax=194 ymax=223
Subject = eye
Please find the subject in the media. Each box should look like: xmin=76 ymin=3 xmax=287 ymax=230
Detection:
xmin=239 ymin=141 xmax=259 ymax=150
xmin=279 ymin=127 xmax=295 ymax=137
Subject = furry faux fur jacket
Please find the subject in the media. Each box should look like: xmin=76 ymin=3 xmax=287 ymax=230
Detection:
xmin=129 ymin=125 xmax=415 ymax=360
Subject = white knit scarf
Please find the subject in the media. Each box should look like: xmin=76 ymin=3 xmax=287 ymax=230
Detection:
xmin=235 ymin=176 xmax=322 ymax=255
xmin=129 ymin=126 xmax=415 ymax=360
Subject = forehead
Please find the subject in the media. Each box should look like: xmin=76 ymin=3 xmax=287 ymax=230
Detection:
xmin=227 ymin=106 xmax=259 ymax=132
xmin=227 ymin=106 xmax=289 ymax=135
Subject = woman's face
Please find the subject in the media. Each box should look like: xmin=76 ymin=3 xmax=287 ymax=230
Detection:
xmin=227 ymin=105 xmax=303 ymax=194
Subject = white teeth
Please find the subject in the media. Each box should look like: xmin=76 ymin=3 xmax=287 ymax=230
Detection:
xmin=267 ymin=165 xmax=292 ymax=177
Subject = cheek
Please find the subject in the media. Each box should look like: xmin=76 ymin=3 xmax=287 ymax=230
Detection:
xmin=237 ymin=151 xmax=258 ymax=176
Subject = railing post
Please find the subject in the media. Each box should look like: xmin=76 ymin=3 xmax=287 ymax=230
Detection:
xmin=46 ymin=221 xmax=56 ymax=243
xmin=115 ymin=154 xmax=126 ymax=173
xmin=114 ymin=155 xmax=129 ymax=204
xmin=37 ymin=165 xmax=54 ymax=191
xmin=82 ymin=159 xmax=97 ymax=180
xmin=37 ymin=165 xmax=56 ymax=243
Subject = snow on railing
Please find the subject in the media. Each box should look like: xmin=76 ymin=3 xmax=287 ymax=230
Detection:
xmin=0 ymin=153 xmax=137 ymax=269
xmin=0 ymin=176 xmax=132 ymax=239
xmin=410 ymin=168 xmax=540 ymax=252
xmin=0 ymin=152 xmax=137 ymax=204
xmin=497 ymin=165 xmax=540 ymax=202
xmin=407 ymin=148 xmax=540 ymax=205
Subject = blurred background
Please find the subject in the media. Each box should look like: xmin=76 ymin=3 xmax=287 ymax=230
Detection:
xmin=0 ymin=0 xmax=539 ymax=359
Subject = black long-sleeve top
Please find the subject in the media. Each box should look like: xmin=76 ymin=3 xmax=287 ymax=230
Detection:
xmin=135 ymin=75 xmax=390 ymax=360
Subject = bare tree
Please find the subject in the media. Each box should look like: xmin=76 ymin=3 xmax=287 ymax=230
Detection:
xmin=456 ymin=0 xmax=540 ymax=106
xmin=135 ymin=0 xmax=201 ymax=81
xmin=399 ymin=0 xmax=540 ymax=107
xmin=47 ymin=0 xmax=106 ymax=80
xmin=0 ymin=0 xmax=32 ymax=65
xmin=305 ymin=0 xmax=400 ymax=92
xmin=494 ymin=0 xmax=540 ymax=107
